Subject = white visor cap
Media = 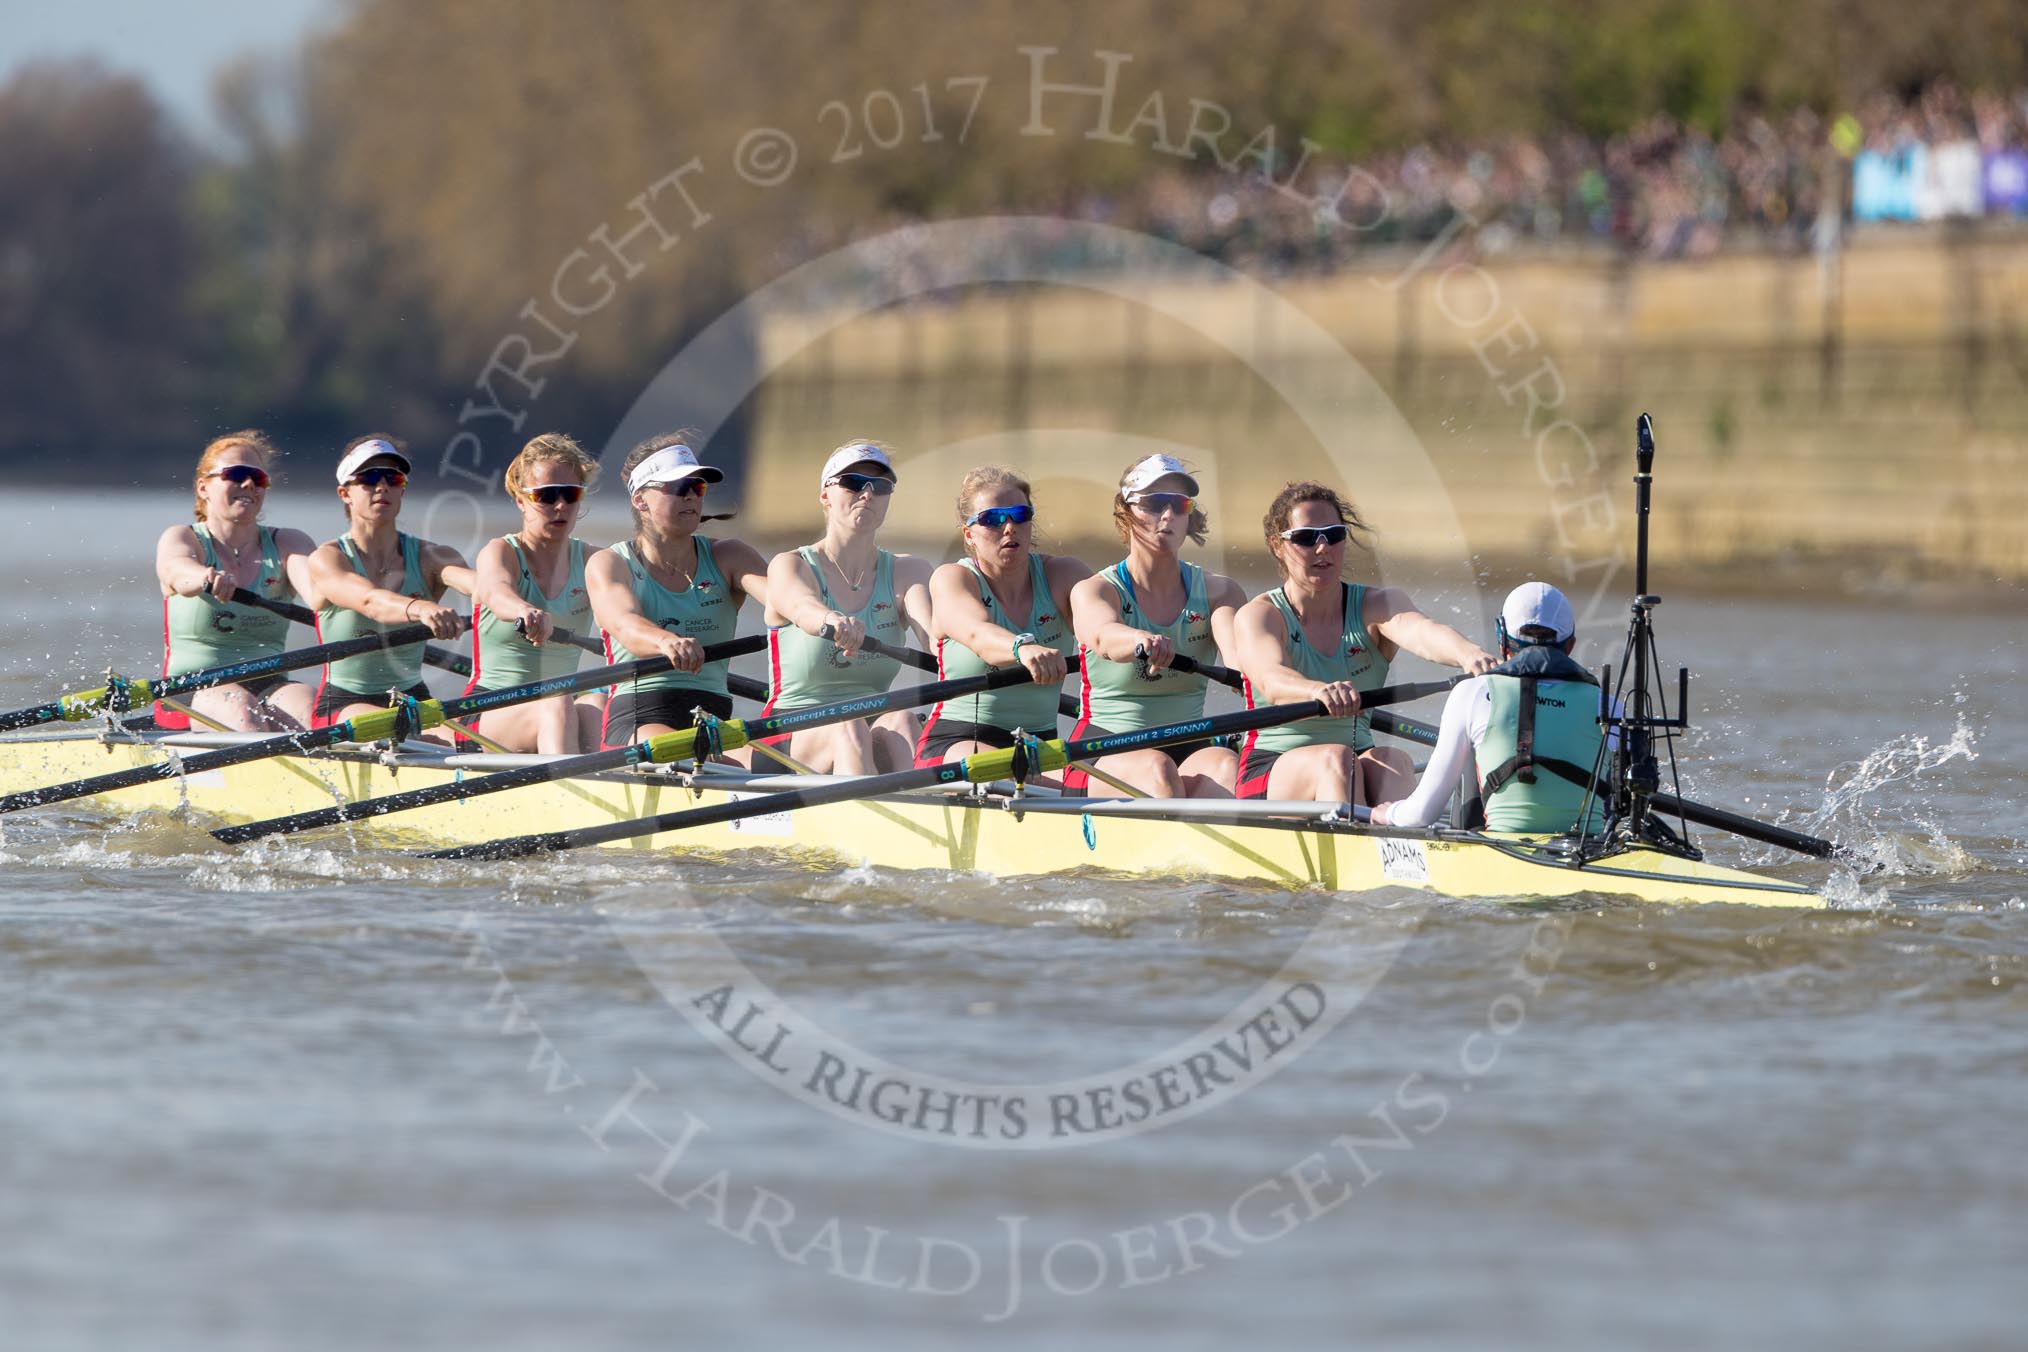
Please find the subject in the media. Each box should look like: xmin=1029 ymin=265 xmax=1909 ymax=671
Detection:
xmin=819 ymin=443 xmax=897 ymax=486
xmin=1121 ymin=453 xmax=1201 ymax=498
xmin=628 ymin=444 xmax=724 ymax=494
xmin=1501 ymin=581 xmax=1577 ymax=643
xmin=335 ymin=439 xmax=412 ymax=483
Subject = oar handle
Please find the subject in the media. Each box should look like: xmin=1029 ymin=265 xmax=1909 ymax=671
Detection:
xmin=233 ymin=586 xmax=471 ymax=676
xmin=1159 ymin=651 xmax=1244 ymax=690
xmin=512 ymin=614 xmax=606 ymax=657
xmin=230 ymin=587 xmax=315 ymax=627
xmin=817 ymin=626 xmax=938 ymax=675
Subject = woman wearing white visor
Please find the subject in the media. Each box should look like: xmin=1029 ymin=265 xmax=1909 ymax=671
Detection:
xmin=1373 ymin=581 xmax=1614 ymax=834
xmin=308 ymin=435 xmax=473 ymax=733
xmin=1068 ymin=453 xmax=1247 ymax=798
xmin=760 ymin=441 xmax=933 ymax=774
xmin=588 ymin=432 xmax=768 ymax=746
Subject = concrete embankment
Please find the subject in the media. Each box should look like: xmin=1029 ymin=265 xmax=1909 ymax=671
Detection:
xmin=742 ymin=224 xmax=2028 ymax=603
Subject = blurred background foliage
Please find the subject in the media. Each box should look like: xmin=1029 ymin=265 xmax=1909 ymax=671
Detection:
xmin=1 ymin=0 xmax=2025 ymax=475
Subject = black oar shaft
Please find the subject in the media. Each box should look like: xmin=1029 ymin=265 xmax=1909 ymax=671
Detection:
xmin=1652 ymin=792 xmax=1838 ymax=860
xmin=232 ymin=587 xmax=473 ymax=677
xmin=0 ymin=622 xmax=442 ymax=734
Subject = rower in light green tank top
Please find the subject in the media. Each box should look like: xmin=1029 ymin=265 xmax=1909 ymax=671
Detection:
xmin=606 ymin=537 xmax=738 ymax=696
xmin=164 ymin=525 xmax=294 ymax=675
xmin=935 ymin=555 xmax=1074 ymax=732
xmin=1248 ymin=583 xmax=1388 ymax=755
xmin=319 ymin=532 xmax=430 ymax=691
xmin=1079 ymin=561 xmax=1217 ymax=731
xmin=474 ymin=535 xmax=592 ymax=688
xmin=767 ymin=546 xmax=907 ymax=711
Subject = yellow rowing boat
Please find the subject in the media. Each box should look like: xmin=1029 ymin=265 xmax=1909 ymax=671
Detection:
xmin=0 ymin=728 xmax=1823 ymax=907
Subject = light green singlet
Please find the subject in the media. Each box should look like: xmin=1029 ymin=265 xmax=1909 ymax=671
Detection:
xmin=163 ymin=525 xmax=294 ymax=676
xmin=932 ymin=555 xmax=1074 ymax=732
xmin=1077 ymin=561 xmax=1217 ymax=732
xmin=606 ymin=538 xmax=738 ymax=697
xmin=765 ymin=547 xmax=907 ymax=712
xmin=318 ymin=532 xmax=431 ymax=692
xmin=1247 ymin=583 xmax=1388 ymax=755
xmin=475 ymin=535 xmax=592 ymax=689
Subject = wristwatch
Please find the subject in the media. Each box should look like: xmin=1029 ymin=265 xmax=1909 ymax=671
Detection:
xmin=1009 ymin=632 xmax=1038 ymax=664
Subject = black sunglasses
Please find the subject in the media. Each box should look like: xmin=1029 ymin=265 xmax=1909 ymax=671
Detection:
xmin=1279 ymin=524 xmax=1351 ymax=547
xmin=207 ymin=464 xmax=271 ymax=488
xmin=829 ymin=472 xmax=895 ymax=497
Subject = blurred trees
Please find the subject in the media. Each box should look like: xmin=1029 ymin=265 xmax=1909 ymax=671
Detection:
xmin=0 ymin=63 xmax=201 ymax=462
xmin=0 ymin=0 xmax=2024 ymax=478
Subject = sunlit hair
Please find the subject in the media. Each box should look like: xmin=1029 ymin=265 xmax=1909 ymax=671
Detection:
xmin=1111 ymin=461 xmax=1208 ymax=546
xmin=1261 ymin=481 xmax=1372 ymax=579
xmin=192 ymin=430 xmax=277 ymax=523
xmin=504 ymin=432 xmax=600 ymax=500
xmin=336 ymin=432 xmax=408 ymax=521
xmin=955 ymin=465 xmax=1033 ymax=556
xmin=619 ymin=428 xmax=733 ymax=529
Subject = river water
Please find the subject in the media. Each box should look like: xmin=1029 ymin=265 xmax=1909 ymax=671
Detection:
xmin=2 ymin=488 xmax=2024 ymax=1349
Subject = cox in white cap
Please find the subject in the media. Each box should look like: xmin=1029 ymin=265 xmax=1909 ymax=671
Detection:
xmin=1119 ymin=453 xmax=1201 ymax=499
xmin=1500 ymin=580 xmax=1577 ymax=646
xmin=819 ymin=441 xmax=898 ymax=489
xmin=335 ymin=437 xmax=412 ymax=483
xmin=627 ymin=442 xmax=725 ymax=495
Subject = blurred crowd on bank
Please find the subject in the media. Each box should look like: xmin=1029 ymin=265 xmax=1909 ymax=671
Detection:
xmin=798 ymin=83 xmax=2028 ymax=297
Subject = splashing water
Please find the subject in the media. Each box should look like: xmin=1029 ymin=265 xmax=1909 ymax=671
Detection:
xmin=1796 ymin=716 xmax=1982 ymax=881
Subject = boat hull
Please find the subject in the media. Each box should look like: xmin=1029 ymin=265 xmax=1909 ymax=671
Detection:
xmin=0 ymin=732 xmax=1823 ymax=907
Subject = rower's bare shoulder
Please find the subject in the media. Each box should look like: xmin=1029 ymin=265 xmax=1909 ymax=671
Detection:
xmin=269 ymin=526 xmax=316 ymax=556
xmin=711 ymin=535 xmax=769 ymax=575
xmin=1068 ymin=570 xmax=1117 ymax=611
xmin=156 ymin=522 xmax=201 ymax=555
xmin=765 ymin=546 xmax=817 ymax=586
xmin=1234 ymin=592 xmax=1287 ymax=635
xmin=888 ymin=552 xmax=935 ymax=589
xmin=583 ymin=545 xmax=628 ymax=582
xmin=1206 ymin=571 xmax=1249 ymax=611
xmin=420 ymin=537 xmax=470 ymax=570
xmin=1041 ymin=553 xmax=1093 ymax=590
xmin=1361 ymin=584 xmax=1417 ymax=625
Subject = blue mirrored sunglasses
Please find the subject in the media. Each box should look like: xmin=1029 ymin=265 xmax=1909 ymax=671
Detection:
xmin=965 ymin=504 xmax=1034 ymax=529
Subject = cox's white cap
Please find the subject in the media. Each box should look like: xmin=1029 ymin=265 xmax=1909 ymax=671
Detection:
xmin=627 ymin=444 xmax=724 ymax=494
xmin=820 ymin=442 xmax=896 ymax=486
xmin=335 ymin=439 xmax=412 ymax=483
xmin=1501 ymin=581 xmax=1576 ymax=643
xmin=1121 ymin=453 xmax=1200 ymax=498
